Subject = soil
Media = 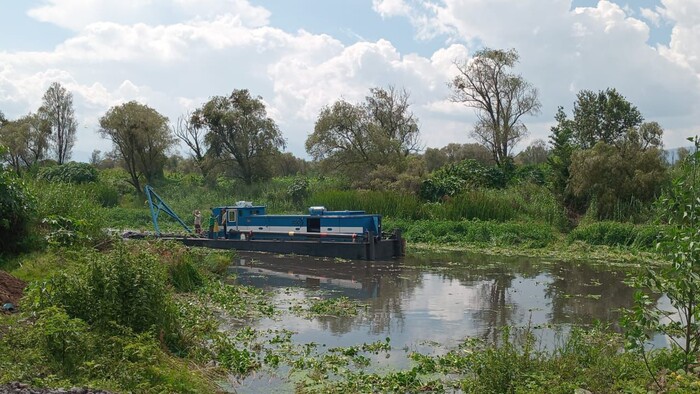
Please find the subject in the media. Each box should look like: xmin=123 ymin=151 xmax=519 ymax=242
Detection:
xmin=0 ymin=270 xmax=26 ymax=313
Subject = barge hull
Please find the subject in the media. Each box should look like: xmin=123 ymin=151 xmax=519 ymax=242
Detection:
xmin=159 ymin=236 xmax=404 ymax=261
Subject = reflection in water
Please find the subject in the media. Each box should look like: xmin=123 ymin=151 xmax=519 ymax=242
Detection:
xmin=231 ymin=251 xmax=645 ymax=347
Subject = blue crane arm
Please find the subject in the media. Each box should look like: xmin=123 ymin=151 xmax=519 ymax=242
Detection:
xmin=144 ymin=185 xmax=192 ymax=235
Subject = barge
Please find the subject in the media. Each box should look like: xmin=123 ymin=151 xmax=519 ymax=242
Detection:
xmin=139 ymin=186 xmax=405 ymax=261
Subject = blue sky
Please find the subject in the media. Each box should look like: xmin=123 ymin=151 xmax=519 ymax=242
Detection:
xmin=1 ymin=0 xmax=698 ymax=161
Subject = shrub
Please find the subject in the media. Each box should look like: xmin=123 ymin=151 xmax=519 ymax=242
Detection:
xmin=38 ymin=162 xmax=98 ymax=184
xmin=26 ymin=243 xmax=181 ymax=347
xmin=0 ymin=170 xmax=35 ymax=256
xmin=30 ymin=181 xmax=106 ymax=246
xmin=420 ymin=159 xmax=506 ymax=201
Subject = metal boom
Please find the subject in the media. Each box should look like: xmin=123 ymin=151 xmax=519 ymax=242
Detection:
xmin=144 ymin=185 xmax=192 ymax=235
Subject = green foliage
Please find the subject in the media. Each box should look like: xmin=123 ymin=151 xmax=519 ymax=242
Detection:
xmin=194 ymin=89 xmax=285 ymax=185
xmin=0 ymin=169 xmax=35 ymax=256
xmin=571 ymin=88 xmax=643 ymax=149
xmin=548 ymin=107 xmax=575 ymax=201
xmin=386 ymin=219 xmax=555 ymax=248
xmin=623 ymin=137 xmax=700 ymax=387
xmin=310 ymin=189 xmax=424 ymax=220
xmin=424 ymin=143 xmax=494 ymax=172
xmin=0 ymin=309 xmax=214 ymax=392
xmin=26 ymin=243 xmax=181 ymax=347
xmin=30 ymin=180 xmax=106 ymax=246
xmin=568 ymin=222 xmax=658 ymax=249
xmin=569 ymin=141 xmax=667 ymax=221
xmin=420 ymin=159 xmax=506 ymax=201
xmin=38 ymin=162 xmax=98 ymax=184
xmin=99 ymin=101 xmax=175 ymax=194
xmin=306 ymin=86 xmax=420 ymax=183
xmin=287 ymin=177 xmax=310 ymax=207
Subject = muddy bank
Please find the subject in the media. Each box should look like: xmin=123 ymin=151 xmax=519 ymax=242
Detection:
xmin=0 ymin=270 xmax=26 ymax=312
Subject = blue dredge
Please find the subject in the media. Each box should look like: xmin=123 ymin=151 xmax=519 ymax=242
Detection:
xmin=142 ymin=186 xmax=404 ymax=261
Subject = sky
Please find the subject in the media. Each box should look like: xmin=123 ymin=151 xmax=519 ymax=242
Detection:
xmin=1 ymin=0 xmax=699 ymax=162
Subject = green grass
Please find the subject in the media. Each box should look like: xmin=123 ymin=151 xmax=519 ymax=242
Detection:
xmin=385 ymin=218 xmax=557 ymax=248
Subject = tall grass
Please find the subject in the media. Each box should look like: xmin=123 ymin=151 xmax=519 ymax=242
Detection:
xmin=309 ymin=190 xmax=424 ymax=220
xmin=385 ymin=218 xmax=557 ymax=248
xmin=567 ymin=221 xmax=659 ymax=249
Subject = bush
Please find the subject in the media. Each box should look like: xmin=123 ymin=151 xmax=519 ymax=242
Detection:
xmin=30 ymin=181 xmax=106 ymax=246
xmin=38 ymin=162 xmax=98 ymax=184
xmin=26 ymin=243 xmax=181 ymax=347
xmin=421 ymin=159 xmax=505 ymax=201
xmin=0 ymin=170 xmax=35 ymax=256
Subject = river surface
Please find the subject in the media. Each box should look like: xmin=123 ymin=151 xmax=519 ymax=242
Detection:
xmin=227 ymin=251 xmax=650 ymax=392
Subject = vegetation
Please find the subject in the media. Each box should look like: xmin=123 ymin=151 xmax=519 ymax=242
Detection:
xmin=193 ymin=89 xmax=286 ymax=185
xmin=623 ymin=138 xmax=700 ymax=389
xmin=39 ymin=82 xmax=77 ymax=165
xmin=0 ymin=45 xmax=697 ymax=392
xmin=306 ymin=86 xmax=420 ymax=185
xmin=449 ymin=48 xmax=541 ymax=167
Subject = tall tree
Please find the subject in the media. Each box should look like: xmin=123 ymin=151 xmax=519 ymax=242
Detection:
xmin=192 ymin=89 xmax=285 ymax=185
xmin=306 ymin=86 xmax=421 ymax=181
xmin=99 ymin=101 xmax=174 ymax=194
xmin=39 ymin=82 xmax=77 ymax=164
xmin=449 ymin=48 xmax=541 ymax=167
xmin=571 ymin=88 xmax=643 ymax=149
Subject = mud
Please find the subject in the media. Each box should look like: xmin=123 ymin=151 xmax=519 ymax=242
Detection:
xmin=0 ymin=270 xmax=26 ymax=313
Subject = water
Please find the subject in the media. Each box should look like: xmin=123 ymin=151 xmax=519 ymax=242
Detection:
xmin=227 ymin=251 xmax=646 ymax=392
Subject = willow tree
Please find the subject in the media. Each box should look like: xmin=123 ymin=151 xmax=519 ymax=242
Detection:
xmin=39 ymin=82 xmax=77 ymax=164
xmin=99 ymin=101 xmax=174 ymax=194
xmin=306 ymin=86 xmax=421 ymax=181
xmin=192 ymin=89 xmax=285 ymax=185
xmin=449 ymin=48 xmax=541 ymax=167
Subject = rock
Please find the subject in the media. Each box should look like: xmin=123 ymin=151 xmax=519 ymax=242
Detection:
xmin=574 ymin=389 xmax=592 ymax=394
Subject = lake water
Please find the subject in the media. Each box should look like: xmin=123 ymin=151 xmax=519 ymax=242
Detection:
xmin=227 ymin=250 xmax=649 ymax=392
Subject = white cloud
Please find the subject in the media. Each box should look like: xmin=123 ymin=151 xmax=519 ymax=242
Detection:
xmin=371 ymin=0 xmax=700 ymax=149
xmin=27 ymin=0 xmax=270 ymax=31
xmin=640 ymin=8 xmax=661 ymax=27
xmin=2 ymin=0 xmax=700 ymax=161
xmin=372 ymin=0 xmax=412 ymax=18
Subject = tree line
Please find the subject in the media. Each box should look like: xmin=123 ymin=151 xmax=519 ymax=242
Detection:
xmin=0 ymin=48 xmax=680 ymax=222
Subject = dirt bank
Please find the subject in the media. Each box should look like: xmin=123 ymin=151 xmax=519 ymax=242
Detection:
xmin=0 ymin=270 xmax=26 ymax=312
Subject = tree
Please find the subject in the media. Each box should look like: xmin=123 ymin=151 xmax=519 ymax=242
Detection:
xmin=306 ymin=86 xmax=421 ymax=182
xmin=515 ymin=139 xmax=549 ymax=165
xmin=0 ymin=113 xmax=51 ymax=174
xmin=449 ymin=48 xmax=541 ymax=167
xmin=548 ymin=107 xmax=574 ymax=201
xmin=571 ymin=88 xmax=642 ymax=149
xmin=173 ymin=112 xmax=213 ymax=177
xmin=39 ymin=82 xmax=78 ymax=164
xmin=568 ymin=140 xmax=666 ymax=220
xmin=99 ymin=101 xmax=174 ymax=194
xmin=424 ymin=143 xmax=494 ymax=172
xmin=192 ymin=89 xmax=285 ymax=185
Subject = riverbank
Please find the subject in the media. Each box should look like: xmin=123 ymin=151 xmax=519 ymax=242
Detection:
xmin=0 ymin=237 xmax=681 ymax=393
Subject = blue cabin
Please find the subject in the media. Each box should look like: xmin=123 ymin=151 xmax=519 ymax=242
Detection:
xmin=209 ymin=202 xmax=381 ymax=241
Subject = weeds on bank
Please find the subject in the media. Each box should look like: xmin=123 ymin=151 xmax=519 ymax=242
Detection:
xmin=0 ymin=240 xmax=276 ymax=392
